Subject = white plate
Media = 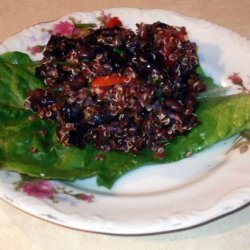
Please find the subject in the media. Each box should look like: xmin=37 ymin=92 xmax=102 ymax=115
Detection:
xmin=0 ymin=8 xmax=250 ymax=235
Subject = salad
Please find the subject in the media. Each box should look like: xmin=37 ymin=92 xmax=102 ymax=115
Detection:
xmin=26 ymin=19 xmax=206 ymax=157
xmin=0 ymin=14 xmax=249 ymax=188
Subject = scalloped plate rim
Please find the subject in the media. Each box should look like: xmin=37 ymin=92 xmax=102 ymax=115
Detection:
xmin=0 ymin=8 xmax=249 ymax=235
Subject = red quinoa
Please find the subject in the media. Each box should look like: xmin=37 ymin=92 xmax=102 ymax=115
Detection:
xmin=26 ymin=21 xmax=206 ymax=156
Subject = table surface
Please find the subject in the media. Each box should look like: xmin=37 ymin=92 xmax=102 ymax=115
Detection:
xmin=0 ymin=0 xmax=250 ymax=249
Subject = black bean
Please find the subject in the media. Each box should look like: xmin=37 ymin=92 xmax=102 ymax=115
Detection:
xmin=163 ymin=98 xmax=185 ymax=113
xmin=60 ymin=104 xmax=81 ymax=123
xmin=185 ymin=96 xmax=197 ymax=108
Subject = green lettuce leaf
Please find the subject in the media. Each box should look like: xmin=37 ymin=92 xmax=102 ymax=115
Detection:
xmin=0 ymin=51 xmax=41 ymax=72
xmin=0 ymin=52 xmax=249 ymax=188
xmin=0 ymin=51 xmax=33 ymax=65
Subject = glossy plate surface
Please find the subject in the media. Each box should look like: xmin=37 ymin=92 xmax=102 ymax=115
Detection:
xmin=0 ymin=8 xmax=249 ymax=235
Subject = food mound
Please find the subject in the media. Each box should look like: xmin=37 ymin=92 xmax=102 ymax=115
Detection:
xmin=25 ymin=19 xmax=206 ymax=157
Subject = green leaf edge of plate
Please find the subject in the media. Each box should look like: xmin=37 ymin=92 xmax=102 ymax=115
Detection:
xmin=0 ymin=52 xmax=249 ymax=189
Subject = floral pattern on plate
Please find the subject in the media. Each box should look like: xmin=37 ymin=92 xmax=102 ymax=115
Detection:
xmin=26 ymin=12 xmax=113 ymax=55
xmin=0 ymin=8 xmax=249 ymax=235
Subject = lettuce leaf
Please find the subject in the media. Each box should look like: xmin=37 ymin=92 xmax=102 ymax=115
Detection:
xmin=0 ymin=52 xmax=249 ymax=188
xmin=0 ymin=51 xmax=33 ymax=66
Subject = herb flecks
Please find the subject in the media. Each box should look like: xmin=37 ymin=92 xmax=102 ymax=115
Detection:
xmin=75 ymin=23 xmax=97 ymax=29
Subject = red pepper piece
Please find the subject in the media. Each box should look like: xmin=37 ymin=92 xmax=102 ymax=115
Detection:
xmin=92 ymin=75 xmax=135 ymax=88
xmin=105 ymin=17 xmax=123 ymax=28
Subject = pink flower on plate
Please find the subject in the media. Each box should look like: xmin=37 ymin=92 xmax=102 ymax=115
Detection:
xmin=22 ymin=181 xmax=54 ymax=199
xmin=52 ymin=21 xmax=75 ymax=36
xmin=97 ymin=11 xmax=112 ymax=25
xmin=27 ymin=45 xmax=45 ymax=55
xmin=228 ymin=73 xmax=243 ymax=85
xmin=75 ymin=193 xmax=94 ymax=203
